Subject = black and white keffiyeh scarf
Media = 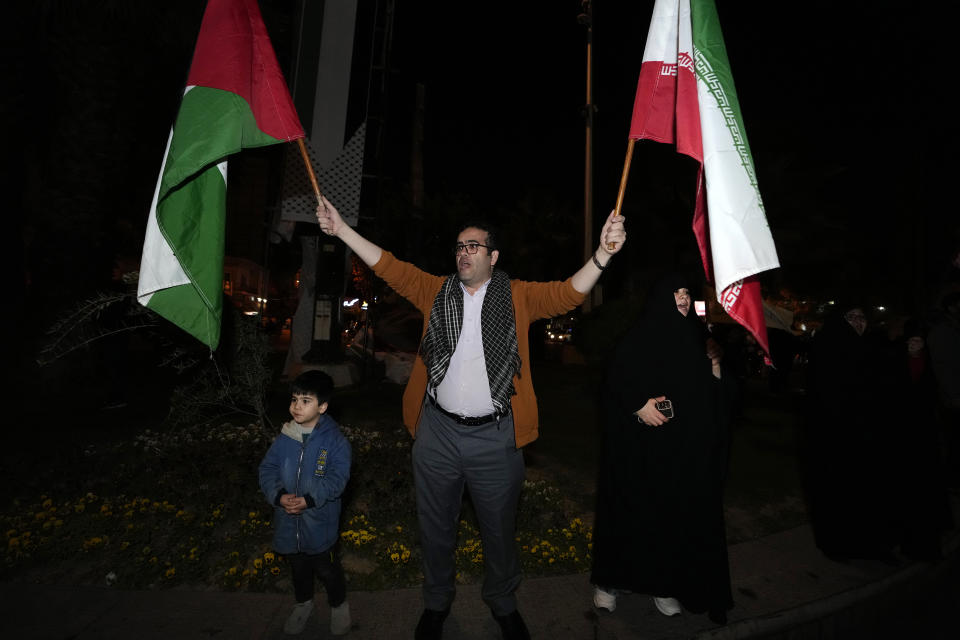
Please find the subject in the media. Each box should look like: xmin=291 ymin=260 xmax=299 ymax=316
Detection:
xmin=420 ymin=269 xmax=521 ymax=413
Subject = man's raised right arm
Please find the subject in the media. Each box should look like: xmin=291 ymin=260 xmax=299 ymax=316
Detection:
xmin=314 ymin=196 xmax=442 ymax=312
xmin=315 ymin=196 xmax=382 ymax=267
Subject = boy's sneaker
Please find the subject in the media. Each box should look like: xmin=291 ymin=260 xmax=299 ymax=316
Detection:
xmin=330 ymin=601 xmax=352 ymax=635
xmin=653 ymin=596 xmax=681 ymax=617
xmin=592 ymin=586 xmax=617 ymax=612
xmin=283 ymin=600 xmax=314 ymax=634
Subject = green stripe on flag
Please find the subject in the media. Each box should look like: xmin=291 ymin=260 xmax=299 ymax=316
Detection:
xmin=160 ymin=87 xmax=286 ymax=200
xmin=691 ymin=0 xmax=761 ymax=201
xmin=145 ymin=86 xmax=284 ymax=349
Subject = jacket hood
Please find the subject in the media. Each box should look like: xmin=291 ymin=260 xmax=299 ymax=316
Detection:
xmin=280 ymin=415 xmax=333 ymax=442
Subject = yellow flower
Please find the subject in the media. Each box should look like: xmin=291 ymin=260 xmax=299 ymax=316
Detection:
xmin=390 ymin=553 xmax=400 ymax=563
xmin=264 ymin=552 xmax=275 ymax=564
xmin=165 ymin=567 xmax=176 ymax=578
xmin=253 ymin=558 xmax=263 ymax=569
xmin=270 ymin=566 xmax=280 ymax=576
xmin=42 ymin=499 xmax=53 ymax=509
xmin=83 ymin=536 xmax=105 ymax=550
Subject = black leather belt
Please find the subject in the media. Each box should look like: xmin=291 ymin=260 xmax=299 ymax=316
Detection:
xmin=428 ymin=394 xmax=508 ymax=426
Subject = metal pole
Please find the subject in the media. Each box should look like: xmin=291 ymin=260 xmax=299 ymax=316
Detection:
xmin=579 ymin=0 xmax=595 ymax=310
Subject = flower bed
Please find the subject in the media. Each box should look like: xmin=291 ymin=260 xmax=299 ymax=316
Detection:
xmin=2 ymin=420 xmax=592 ymax=592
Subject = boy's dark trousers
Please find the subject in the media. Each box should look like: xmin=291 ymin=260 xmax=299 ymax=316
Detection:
xmin=287 ymin=546 xmax=346 ymax=606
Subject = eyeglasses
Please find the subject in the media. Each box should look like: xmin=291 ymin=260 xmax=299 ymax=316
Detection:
xmin=453 ymin=242 xmax=491 ymax=255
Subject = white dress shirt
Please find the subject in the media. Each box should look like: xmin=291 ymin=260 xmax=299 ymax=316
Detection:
xmin=434 ymin=279 xmax=496 ymax=417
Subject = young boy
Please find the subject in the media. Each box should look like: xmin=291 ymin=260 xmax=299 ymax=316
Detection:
xmin=259 ymin=370 xmax=352 ymax=635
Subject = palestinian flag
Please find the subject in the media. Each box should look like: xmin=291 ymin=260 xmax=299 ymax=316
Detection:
xmin=137 ymin=0 xmax=304 ymax=349
xmin=630 ymin=0 xmax=779 ymax=353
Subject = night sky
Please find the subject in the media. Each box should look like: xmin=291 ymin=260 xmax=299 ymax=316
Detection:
xmin=7 ymin=1 xmax=957 ymax=350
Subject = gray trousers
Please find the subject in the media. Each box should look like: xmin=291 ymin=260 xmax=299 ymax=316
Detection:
xmin=413 ymin=400 xmax=525 ymax=616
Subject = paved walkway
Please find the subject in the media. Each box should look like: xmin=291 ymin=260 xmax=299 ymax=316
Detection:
xmin=3 ymin=499 xmax=958 ymax=640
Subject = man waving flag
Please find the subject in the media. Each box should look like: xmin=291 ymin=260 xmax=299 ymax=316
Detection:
xmin=138 ymin=0 xmax=305 ymax=349
xmin=630 ymin=0 xmax=779 ymax=353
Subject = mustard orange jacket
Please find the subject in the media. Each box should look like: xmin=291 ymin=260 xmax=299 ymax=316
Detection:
xmin=372 ymin=251 xmax=586 ymax=448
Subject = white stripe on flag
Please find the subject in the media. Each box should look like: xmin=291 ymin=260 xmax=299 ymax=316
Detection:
xmin=137 ymin=109 xmax=229 ymax=306
xmin=641 ymin=0 xmax=679 ymax=65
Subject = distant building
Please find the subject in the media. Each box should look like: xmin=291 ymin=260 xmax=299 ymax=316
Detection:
xmin=223 ymin=256 xmax=267 ymax=317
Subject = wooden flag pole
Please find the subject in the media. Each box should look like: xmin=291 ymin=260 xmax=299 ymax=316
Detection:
xmin=296 ymin=138 xmax=324 ymax=206
xmin=608 ymin=138 xmax=636 ymax=249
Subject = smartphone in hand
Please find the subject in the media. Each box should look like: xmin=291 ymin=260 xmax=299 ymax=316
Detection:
xmin=655 ymin=399 xmax=674 ymax=419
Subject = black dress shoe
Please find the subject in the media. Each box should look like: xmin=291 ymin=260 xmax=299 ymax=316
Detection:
xmin=415 ymin=607 xmax=450 ymax=640
xmin=493 ymin=610 xmax=530 ymax=640
xmin=708 ymin=609 xmax=728 ymax=625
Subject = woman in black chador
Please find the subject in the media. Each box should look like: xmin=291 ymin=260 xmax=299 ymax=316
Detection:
xmin=591 ymin=274 xmax=735 ymax=625
xmin=803 ymin=304 xmax=898 ymax=562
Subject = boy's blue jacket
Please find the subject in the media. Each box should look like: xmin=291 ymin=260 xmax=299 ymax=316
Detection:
xmin=258 ymin=415 xmax=351 ymax=555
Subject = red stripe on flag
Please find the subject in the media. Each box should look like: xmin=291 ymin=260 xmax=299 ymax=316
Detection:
xmin=674 ymin=51 xmax=703 ymax=162
xmin=187 ymin=0 xmax=304 ymax=142
xmin=630 ymin=58 xmax=703 ymax=163
xmin=692 ymin=168 xmax=712 ymax=282
xmin=720 ymin=277 xmax=769 ymax=355
xmin=629 ymin=61 xmax=677 ymax=143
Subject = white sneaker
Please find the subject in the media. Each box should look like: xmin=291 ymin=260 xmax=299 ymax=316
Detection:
xmin=284 ymin=600 xmax=314 ymax=634
xmin=653 ymin=596 xmax=681 ymax=617
xmin=330 ymin=601 xmax=351 ymax=635
xmin=593 ymin=586 xmax=617 ymax=612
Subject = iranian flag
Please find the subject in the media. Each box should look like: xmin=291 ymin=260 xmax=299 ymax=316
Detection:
xmin=138 ymin=0 xmax=304 ymax=349
xmin=630 ymin=0 xmax=779 ymax=353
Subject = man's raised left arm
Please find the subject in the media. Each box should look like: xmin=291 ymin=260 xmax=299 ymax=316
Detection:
xmin=570 ymin=210 xmax=626 ymax=293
